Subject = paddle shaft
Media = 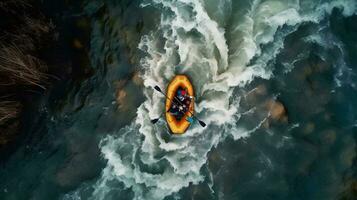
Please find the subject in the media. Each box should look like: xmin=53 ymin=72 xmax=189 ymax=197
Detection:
xmin=150 ymin=95 xmax=190 ymax=124
xmin=172 ymin=95 xmax=199 ymax=121
xmin=154 ymin=85 xmax=206 ymax=127
xmin=156 ymin=89 xmax=197 ymax=121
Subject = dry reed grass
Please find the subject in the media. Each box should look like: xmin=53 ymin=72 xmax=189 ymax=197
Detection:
xmin=0 ymin=0 xmax=31 ymax=11
xmin=0 ymin=44 xmax=47 ymax=90
xmin=0 ymin=0 xmax=52 ymax=136
xmin=0 ymin=100 xmax=21 ymax=125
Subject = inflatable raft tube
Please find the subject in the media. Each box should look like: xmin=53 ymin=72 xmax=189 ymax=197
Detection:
xmin=165 ymin=75 xmax=194 ymax=134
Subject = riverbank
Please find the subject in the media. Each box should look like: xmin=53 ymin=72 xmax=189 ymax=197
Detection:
xmin=0 ymin=0 xmax=93 ymax=157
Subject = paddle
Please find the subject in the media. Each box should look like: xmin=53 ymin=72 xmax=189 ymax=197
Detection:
xmin=151 ymin=118 xmax=160 ymax=124
xmin=153 ymin=85 xmax=206 ymax=127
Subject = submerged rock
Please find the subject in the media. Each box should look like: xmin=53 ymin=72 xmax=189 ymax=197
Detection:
xmin=132 ymin=71 xmax=143 ymax=86
xmin=303 ymin=122 xmax=315 ymax=135
xmin=116 ymin=89 xmax=127 ymax=110
xmin=73 ymin=39 xmax=84 ymax=49
xmin=266 ymin=99 xmax=288 ymax=123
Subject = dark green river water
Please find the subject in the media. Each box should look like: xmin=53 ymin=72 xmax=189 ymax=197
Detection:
xmin=1 ymin=0 xmax=357 ymax=199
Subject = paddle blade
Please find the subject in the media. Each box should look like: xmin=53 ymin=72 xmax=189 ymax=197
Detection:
xmin=151 ymin=118 xmax=160 ymax=124
xmin=154 ymin=86 xmax=162 ymax=92
xmin=198 ymin=120 xmax=206 ymax=127
xmin=186 ymin=117 xmax=194 ymax=123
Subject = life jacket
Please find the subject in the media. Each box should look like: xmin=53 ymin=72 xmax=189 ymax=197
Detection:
xmin=177 ymin=89 xmax=186 ymax=101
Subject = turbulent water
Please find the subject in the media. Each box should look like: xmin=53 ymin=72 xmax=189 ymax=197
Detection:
xmin=1 ymin=0 xmax=357 ymax=200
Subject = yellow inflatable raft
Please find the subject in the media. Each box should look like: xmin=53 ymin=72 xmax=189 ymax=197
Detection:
xmin=165 ymin=75 xmax=194 ymax=134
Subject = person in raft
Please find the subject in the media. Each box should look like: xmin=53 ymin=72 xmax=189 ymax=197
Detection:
xmin=168 ymin=88 xmax=194 ymax=123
